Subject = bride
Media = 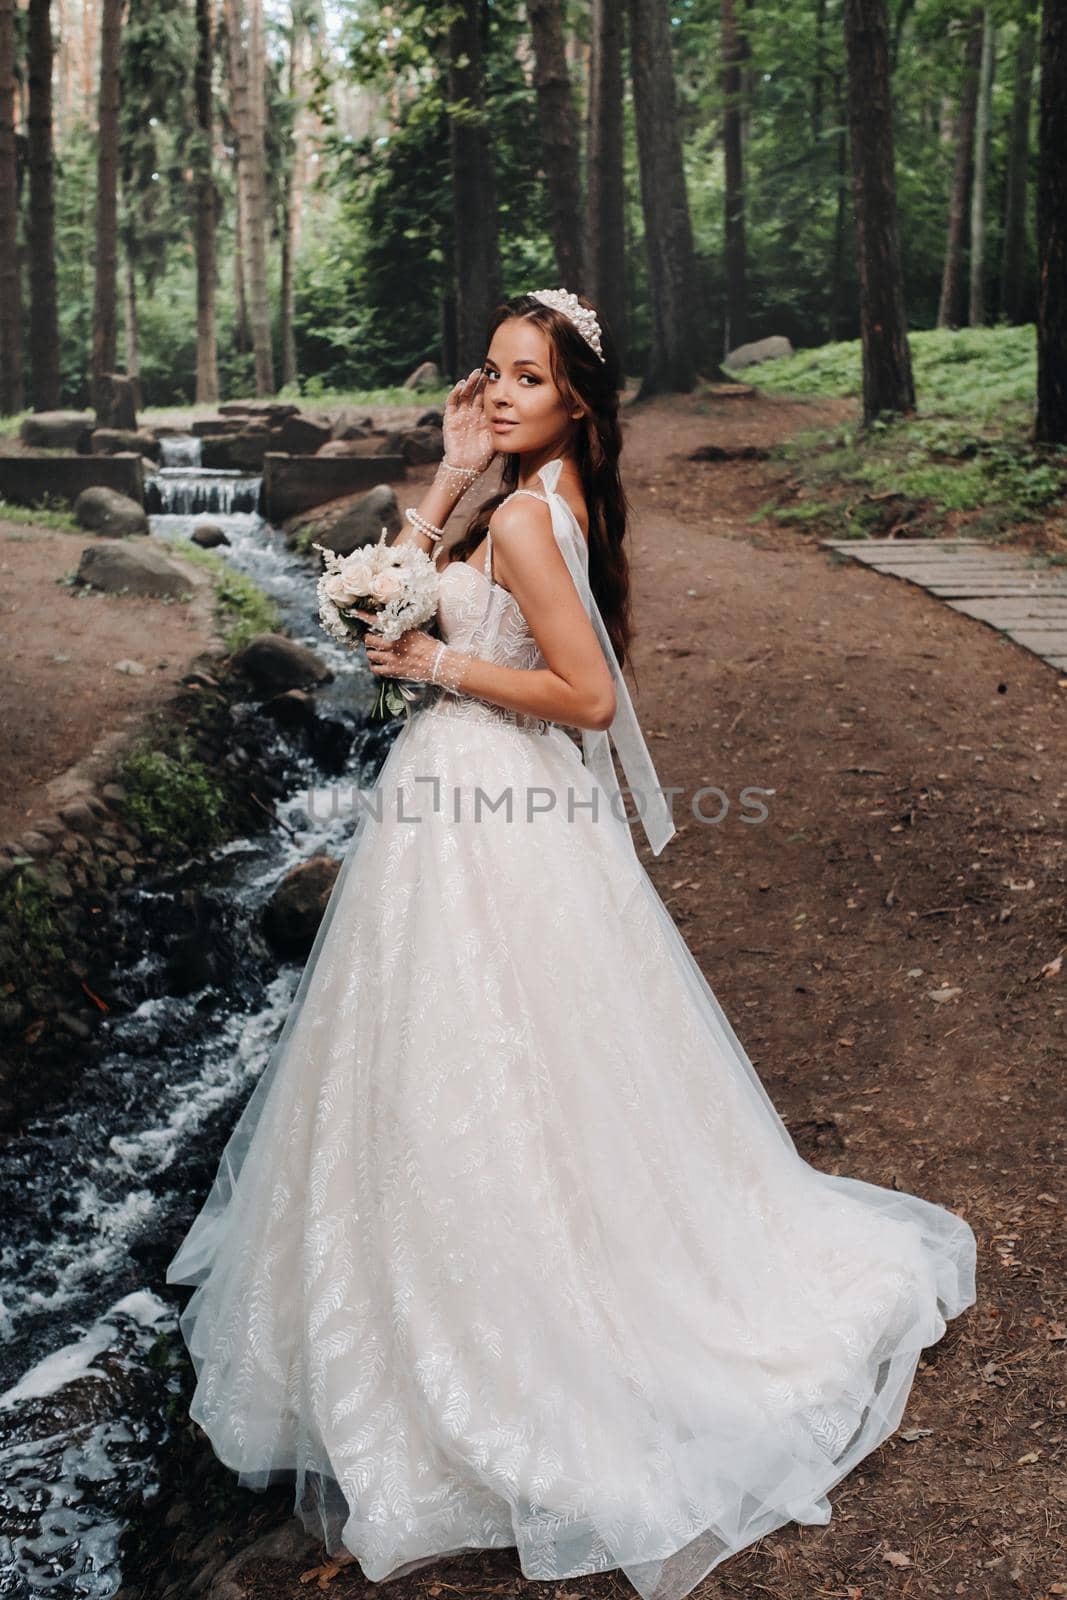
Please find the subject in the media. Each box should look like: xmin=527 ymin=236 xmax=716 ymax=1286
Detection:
xmin=165 ymin=288 xmax=977 ymax=1600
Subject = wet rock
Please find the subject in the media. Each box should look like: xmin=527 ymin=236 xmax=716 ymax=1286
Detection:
xmin=101 ymin=782 xmax=128 ymax=806
xmin=265 ymin=688 xmax=316 ymax=730
xmin=330 ymin=407 xmax=374 ymax=439
xmin=263 ymin=853 xmax=340 ymax=956
xmin=314 ymin=437 xmax=378 ymax=458
xmin=18 ymin=831 xmax=53 ymax=858
xmin=402 ymin=359 xmax=441 ymax=390
xmin=199 ymin=430 xmax=270 ymax=472
xmin=274 ymin=414 xmax=332 ymax=454
xmin=232 ymin=633 xmax=332 ymax=694
xmin=57 ymin=1011 xmax=91 ymax=1039
xmin=90 ymin=428 xmax=162 ymax=462
xmin=19 ymin=409 xmax=93 ymax=450
xmin=191 ymin=522 xmax=230 ymax=548
xmin=76 ymin=541 xmax=194 ymax=599
xmin=73 ymin=485 xmax=149 ymax=536
xmin=302 ymin=482 xmax=403 ymax=559
xmin=399 ymin=423 xmax=444 ymax=465
xmin=59 ymin=798 xmax=101 ymax=834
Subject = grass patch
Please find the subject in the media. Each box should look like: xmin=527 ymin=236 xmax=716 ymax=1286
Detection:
xmin=117 ymin=736 xmax=227 ymax=859
xmin=0 ymin=494 xmax=81 ymax=533
xmin=168 ymin=539 xmax=282 ymax=650
xmin=737 ymin=326 xmax=1067 ymax=546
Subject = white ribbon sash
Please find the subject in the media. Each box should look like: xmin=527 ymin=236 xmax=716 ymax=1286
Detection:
xmin=538 ymin=458 xmax=676 ymax=858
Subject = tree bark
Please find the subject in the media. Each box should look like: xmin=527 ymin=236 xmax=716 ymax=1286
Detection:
xmin=123 ymin=242 xmax=143 ymax=409
xmin=27 ymin=0 xmax=60 ymax=410
xmin=225 ymin=0 xmax=274 ymax=394
xmin=280 ymin=3 xmax=317 ymax=389
xmin=447 ymin=0 xmax=502 ymax=376
xmin=92 ymin=0 xmax=123 ymax=421
xmin=0 ymin=0 xmax=22 ymax=415
xmin=999 ymin=10 xmax=1036 ymax=326
xmin=721 ymin=0 xmax=747 ymax=354
xmin=968 ymin=7 xmax=996 ymax=326
xmin=527 ymin=0 xmax=584 ymax=289
xmin=587 ymin=0 xmax=626 ymax=367
xmin=936 ymin=9 xmax=982 ymax=330
xmin=626 ymin=0 xmax=700 ymax=394
xmin=1035 ymin=0 xmax=1067 ymax=443
xmin=843 ymin=0 xmax=915 ymax=424
xmin=194 ymin=0 xmax=219 ymax=402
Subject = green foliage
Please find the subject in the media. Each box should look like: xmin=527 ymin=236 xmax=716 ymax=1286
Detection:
xmin=169 ymin=541 xmax=282 ymax=650
xmin=0 ymin=867 xmax=66 ymax=978
xmin=747 ymin=324 xmax=1066 ymax=542
xmin=117 ymin=738 xmax=227 ymax=856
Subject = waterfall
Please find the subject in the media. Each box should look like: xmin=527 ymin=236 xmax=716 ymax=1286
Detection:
xmin=146 ymin=470 xmax=263 ymax=516
xmin=159 ymin=434 xmax=203 ymax=468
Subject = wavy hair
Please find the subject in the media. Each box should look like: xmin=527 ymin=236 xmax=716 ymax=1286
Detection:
xmin=443 ymin=291 xmax=636 ymax=677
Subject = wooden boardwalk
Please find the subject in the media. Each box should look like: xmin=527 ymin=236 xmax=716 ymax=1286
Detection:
xmin=820 ymin=537 xmax=1067 ymax=675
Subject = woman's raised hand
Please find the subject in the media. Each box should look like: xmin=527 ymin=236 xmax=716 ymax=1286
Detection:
xmin=442 ymin=368 xmax=495 ymax=473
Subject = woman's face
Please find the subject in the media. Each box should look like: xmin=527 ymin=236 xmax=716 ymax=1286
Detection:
xmin=481 ymin=318 xmax=579 ymax=454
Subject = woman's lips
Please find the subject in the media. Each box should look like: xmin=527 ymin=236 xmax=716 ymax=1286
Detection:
xmin=491 ymin=419 xmax=518 ymax=431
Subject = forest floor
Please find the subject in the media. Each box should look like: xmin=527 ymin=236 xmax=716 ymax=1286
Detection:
xmin=135 ymin=389 xmax=1067 ymax=1600
xmin=0 ymin=511 xmax=223 ymax=842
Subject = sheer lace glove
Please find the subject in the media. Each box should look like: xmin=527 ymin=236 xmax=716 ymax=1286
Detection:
xmin=438 ymin=369 xmax=495 ymax=489
xmin=353 ymin=609 xmax=469 ymax=691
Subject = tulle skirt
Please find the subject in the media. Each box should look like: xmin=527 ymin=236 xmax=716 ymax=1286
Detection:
xmin=166 ymin=696 xmax=977 ymax=1600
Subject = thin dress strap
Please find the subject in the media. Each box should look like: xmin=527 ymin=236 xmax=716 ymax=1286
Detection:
xmin=487 ymin=487 xmax=549 ymax=582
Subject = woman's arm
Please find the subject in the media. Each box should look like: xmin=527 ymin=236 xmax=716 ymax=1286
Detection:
xmin=362 ymin=496 xmax=619 ymax=733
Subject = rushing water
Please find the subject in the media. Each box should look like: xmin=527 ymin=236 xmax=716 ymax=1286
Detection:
xmin=0 ymin=448 xmax=387 ymax=1598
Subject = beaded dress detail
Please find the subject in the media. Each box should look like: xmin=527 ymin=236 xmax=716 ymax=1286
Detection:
xmin=166 ymin=460 xmax=977 ymax=1600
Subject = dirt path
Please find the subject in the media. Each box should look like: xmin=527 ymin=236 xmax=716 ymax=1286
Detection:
xmin=617 ymin=391 xmax=1066 ymax=1597
xmin=0 ymin=517 xmax=221 ymax=843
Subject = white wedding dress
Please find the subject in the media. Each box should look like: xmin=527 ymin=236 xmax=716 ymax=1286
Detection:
xmin=166 ymin=458 xmax=977 ymax=1600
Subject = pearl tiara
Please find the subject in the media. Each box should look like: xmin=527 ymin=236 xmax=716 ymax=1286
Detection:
xmin=528 ymin=287 xmax=606 ymax=363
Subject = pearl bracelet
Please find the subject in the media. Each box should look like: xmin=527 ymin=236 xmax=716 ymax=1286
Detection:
xmin=405 ymin=507 xmax=445 ymax=543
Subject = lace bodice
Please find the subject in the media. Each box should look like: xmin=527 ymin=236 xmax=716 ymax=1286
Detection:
xmin=424 ymin=487 xmax=553 ymax=734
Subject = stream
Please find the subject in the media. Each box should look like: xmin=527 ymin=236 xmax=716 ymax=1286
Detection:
xmin=0 ymin=437 xmax=387 ymax=1598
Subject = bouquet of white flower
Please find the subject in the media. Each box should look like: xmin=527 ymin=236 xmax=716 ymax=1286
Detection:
xmin=312 ymin=528 xmax=441 ymax=722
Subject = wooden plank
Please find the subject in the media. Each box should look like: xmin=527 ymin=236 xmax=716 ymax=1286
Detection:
xmin=947 ymin=598 xmax=1067 ymax=620
xmin=1002 ymin=629 xmax=1067 ymax=654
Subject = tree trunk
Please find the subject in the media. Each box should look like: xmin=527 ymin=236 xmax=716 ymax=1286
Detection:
xmin=232 ymin=154 xmax=252 ymax=355
xmin=829 ymin=72 xmax=849 ymax=342
xmin=0 ymin=0 xmax=22 ymax=415
xmin=123 ymin=241 xmax=142 ymax=408
xmin=92 ymin=0 xmax=122 ymax=421
xmin=527 ymin=0 xmax=584 ymax=289
xmin=194 ymin=0 xmax=219 ymax=402
xmin=721 ymin=0 xmax=747 ymax=354
xmin=587 ymin=0 xmax=626 ymax=368
xmin=27 ymin=0 xmax=60 ymax=410
xmin=999 ymin=10 xmax=1036 ymax=326
xmin=225 ymin=0 xmax=274 ymax=394
xmin=626 ymin=0 xmax=700 ymax=394
xmin=936 ymin=8 xmax=982 ymax=330
xmin=280 ymin=5 xmax=315 ymax=390
xmin=1035 ymin=0 xmax=1067 ymax=443
xmin=447 ymin=0 xmax=502 ymax=376
xmin=843 ymin=0 xmax=915 ymax=425
xmin=968 ymin=7 xmax=996 ymax=327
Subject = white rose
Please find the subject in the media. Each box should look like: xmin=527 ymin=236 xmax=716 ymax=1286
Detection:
xmin=368 ymin=569 xmax=403 ymax=603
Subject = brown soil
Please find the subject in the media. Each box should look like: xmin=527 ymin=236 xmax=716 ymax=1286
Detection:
xmin=0 ymin=519 xmax=221 ymax=842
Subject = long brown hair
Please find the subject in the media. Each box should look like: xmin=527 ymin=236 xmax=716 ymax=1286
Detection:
xmin=443 ymin=291 xmax=636 ymax=676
